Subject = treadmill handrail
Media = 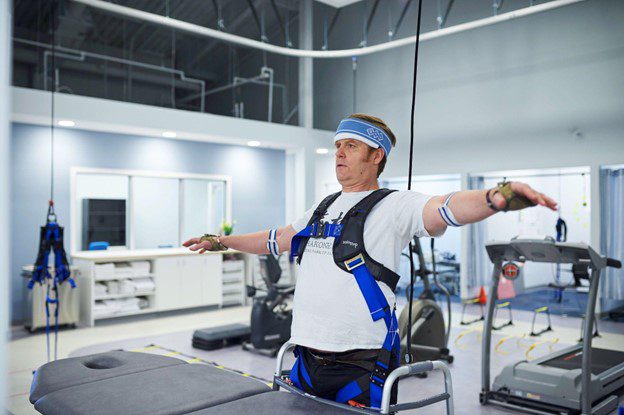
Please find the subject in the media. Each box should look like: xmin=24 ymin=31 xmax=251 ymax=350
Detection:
xmin=607 ymin=258 xmax=622 ymax=269
xmin=485 ymin=239 xmax=611 ymax=270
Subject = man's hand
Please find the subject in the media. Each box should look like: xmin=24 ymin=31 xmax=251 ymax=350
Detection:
xmin=490 ymin=181 xmax=558 ymax=212
xmin=182 ymin=236 xmax=222 ymax=254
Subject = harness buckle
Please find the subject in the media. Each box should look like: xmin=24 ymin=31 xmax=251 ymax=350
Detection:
xmin=370 ymin=375 xmax=385 ymax=388
xmin=372 ymin=363 xmax=389 ymax=380
xmin=344 ymin=254 xmax=365 ymax=271
xmin=312 ymin=222 xmax=327 ymax=238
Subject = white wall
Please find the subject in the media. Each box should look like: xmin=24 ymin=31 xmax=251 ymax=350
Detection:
xmin=1 ymin=0 xmax=11 ymax=409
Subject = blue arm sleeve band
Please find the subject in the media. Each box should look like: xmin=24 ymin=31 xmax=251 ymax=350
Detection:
xmin=438 ymin=192 xmax=462 ymax=227
xmin=267 ymin=229 xmax=280 ymax=256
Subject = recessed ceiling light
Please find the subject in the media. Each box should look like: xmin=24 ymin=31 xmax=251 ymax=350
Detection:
xmin=316 ymin=148 xmax=329 ymax=155
xmin=247 ymin=141 xmax=261 ymax=147
xmin=57 ymin=120 xmax=75 ymax=127
xmin=162 ymin=131 xmax=177 ymax=138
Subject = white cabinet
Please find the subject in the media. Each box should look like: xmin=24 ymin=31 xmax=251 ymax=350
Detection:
xmin=74 ymin=249 xmax=243 ymax=326
xmin=222 ymin=259 xmax=246 ymax=306
xmin=154 ymin=257 xmax=182 ymax=310
xmin=200 ymin=255 xmax=223 ymax=306
xmin=154 ymin=255 xmax=222 ymax=310
xmin=180 ymin=256 xmax=205 ymax=308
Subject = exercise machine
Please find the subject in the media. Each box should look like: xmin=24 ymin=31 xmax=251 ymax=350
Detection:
xmin=242 ymin=254 xmax=294 ymax=356
xmin=398 ymin=237 xmax=453 ymax=365
xmin=480 ymin=236 xmax=624 ymax=415
xmin=193 ymin=254 xmax=293 ymax=356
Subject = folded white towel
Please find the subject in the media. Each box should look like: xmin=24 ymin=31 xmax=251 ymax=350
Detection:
xmin=130 ymin=261 xmax=151 ymax=276
xmin=94 ymin=283 xmax=108 ymax=295
xmin=105 ymin=280 xmax=120 ymax=294
xmin=94 ymin=263 xmax=116 ymax=279
xmin=119 ymin=280 xmax=136 ymax=294
xmin=129 ymin=277 xmax=155 ymax=292
xmin=113 ymin=263 xmax=134 ymax=278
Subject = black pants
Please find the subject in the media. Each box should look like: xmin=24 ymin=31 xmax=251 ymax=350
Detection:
xmin=293 ymin=346 xmax=399 ymax=407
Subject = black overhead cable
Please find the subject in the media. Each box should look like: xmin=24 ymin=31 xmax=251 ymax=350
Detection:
xmin=328 ymin=8 xmax=341 ymax=36
xmin=269 ymin=0 xmax=290 ymax=46
xmin=364 ymin=0 xmax=380 ymax=38
xmin=392 ymin=0 xmax=413 ymax=39
xmin=438 ymin=0 xmax=456 ymax=28
xmin=49 ymin=0 xmax=56 ymax=203
xmin=405 ymin=0 xmax=424 ymax=365
xmin=245 ymin=0 xmax=267 ymax=42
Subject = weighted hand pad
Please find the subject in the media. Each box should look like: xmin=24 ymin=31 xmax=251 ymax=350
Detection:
xmin=496 ymin=181 xmax=535 ymax=212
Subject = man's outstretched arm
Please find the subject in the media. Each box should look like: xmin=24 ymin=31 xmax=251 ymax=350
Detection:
xmin=423 ymin=181 xmax=558 ymax=237
xmin=183 ymin=225 xmax=298 ymax=254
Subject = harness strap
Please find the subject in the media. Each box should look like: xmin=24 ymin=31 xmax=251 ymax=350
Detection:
xmin=336 ymin=256 xmax=400 ymax=408
xmin=346 ymin=256 xmax=389 ymax=323
xmin=291 ymin=192 xmax=342 ymax=263
xmin=290 ymin=347 xmax=313 ymax=392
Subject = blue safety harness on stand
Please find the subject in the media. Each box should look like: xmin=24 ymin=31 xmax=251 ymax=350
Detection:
xmin=289 ymin=189 xmax=401 ymax=408
xmin=30 ymin=201 xmax=76 ymax=362
xmin=552 ymin=217 xmax=568 ymax=303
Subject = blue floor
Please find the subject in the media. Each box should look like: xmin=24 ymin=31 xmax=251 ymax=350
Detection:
xmin=398 ymin=284 xmax=589 ymax=318
xmin=502 ymin=287 xmax=588 ymax=317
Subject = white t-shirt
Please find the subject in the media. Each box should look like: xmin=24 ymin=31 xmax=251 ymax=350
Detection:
xmin=289 ymin=189 xmax=432 ymax=352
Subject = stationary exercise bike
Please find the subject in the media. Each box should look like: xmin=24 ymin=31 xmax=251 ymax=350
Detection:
xmin=398 ymin=237 xmax=453 ymax=372
xmin=242 ymin=254 xmax=294 ymax=357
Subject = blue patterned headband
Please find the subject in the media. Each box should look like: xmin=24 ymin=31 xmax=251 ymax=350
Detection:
xmin=334 ymin=118 xmax=392 ymax=157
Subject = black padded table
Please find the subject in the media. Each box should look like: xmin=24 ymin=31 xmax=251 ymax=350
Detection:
xmin=30 ymin=351 xmax=272 ymax=415
xmin=188 ymin=391 xmax=357 ymax=414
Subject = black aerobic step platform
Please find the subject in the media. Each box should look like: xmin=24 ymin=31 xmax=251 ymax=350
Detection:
xmin=192 ymin=323 xmax=251 ymax=351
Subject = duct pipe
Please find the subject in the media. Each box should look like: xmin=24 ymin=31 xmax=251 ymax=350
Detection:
xmin=17 ymin=38 xmax=205 ymax=112
xmin=72 ymin=0 xmax=585 ymax=59
xmin=262 ymin=66 xmax=274 ymax=123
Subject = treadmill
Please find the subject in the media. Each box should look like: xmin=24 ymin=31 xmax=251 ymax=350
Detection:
xmin=480 ymin=237 xmax=624 ymax=415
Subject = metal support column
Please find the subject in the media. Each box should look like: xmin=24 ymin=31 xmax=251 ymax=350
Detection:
xmin=298 ymin=0 xmax=313 ymax=128
xmin=0 ymin=1 xmax=11 ymax=412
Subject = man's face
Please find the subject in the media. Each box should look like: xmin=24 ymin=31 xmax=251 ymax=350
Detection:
xmin=335 ymin=138 xmax=383 ymax=185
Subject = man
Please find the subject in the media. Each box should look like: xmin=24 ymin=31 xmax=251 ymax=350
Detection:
xmin=184 ymin=113 xmax=557 ymax=408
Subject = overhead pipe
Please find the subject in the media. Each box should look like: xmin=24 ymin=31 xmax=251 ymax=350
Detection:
xmin=262 ymin=66 xmax=274 ymax=123
xmin=187 ymin=67 xmax=287 ymax=123
xmin=16 ymin=37 xmax=205 ymax=111
xmin=72 ymin=0 xmax=586 ymax=59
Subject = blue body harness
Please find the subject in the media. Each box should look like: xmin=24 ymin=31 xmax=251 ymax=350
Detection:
xmin=288 ymin=189 xmax=401 ymax=408
xmin=30 ymin=202 xmax=76 ymax=362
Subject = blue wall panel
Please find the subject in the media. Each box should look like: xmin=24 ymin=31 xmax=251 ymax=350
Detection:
xmin=10 ymin=123 xmax=285 ymax=323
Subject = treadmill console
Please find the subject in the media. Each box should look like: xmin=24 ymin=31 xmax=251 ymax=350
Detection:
xmin=485 ymin=237 xmax=602 ymax=268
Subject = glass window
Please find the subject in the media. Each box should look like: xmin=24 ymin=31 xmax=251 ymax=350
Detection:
xmin=132 ymin=177 xmax=180 ymax=249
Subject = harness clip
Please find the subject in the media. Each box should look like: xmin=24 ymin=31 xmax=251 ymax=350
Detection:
xmin=312 ymin=222 xmax=327 ymax=238
xmin=344 ymin=253 xmax=365 ymax=271
xmin=370 ymin=375 xmax=385 ymax=388
xmin=372 ymin=363 xmax=389 ymax=380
